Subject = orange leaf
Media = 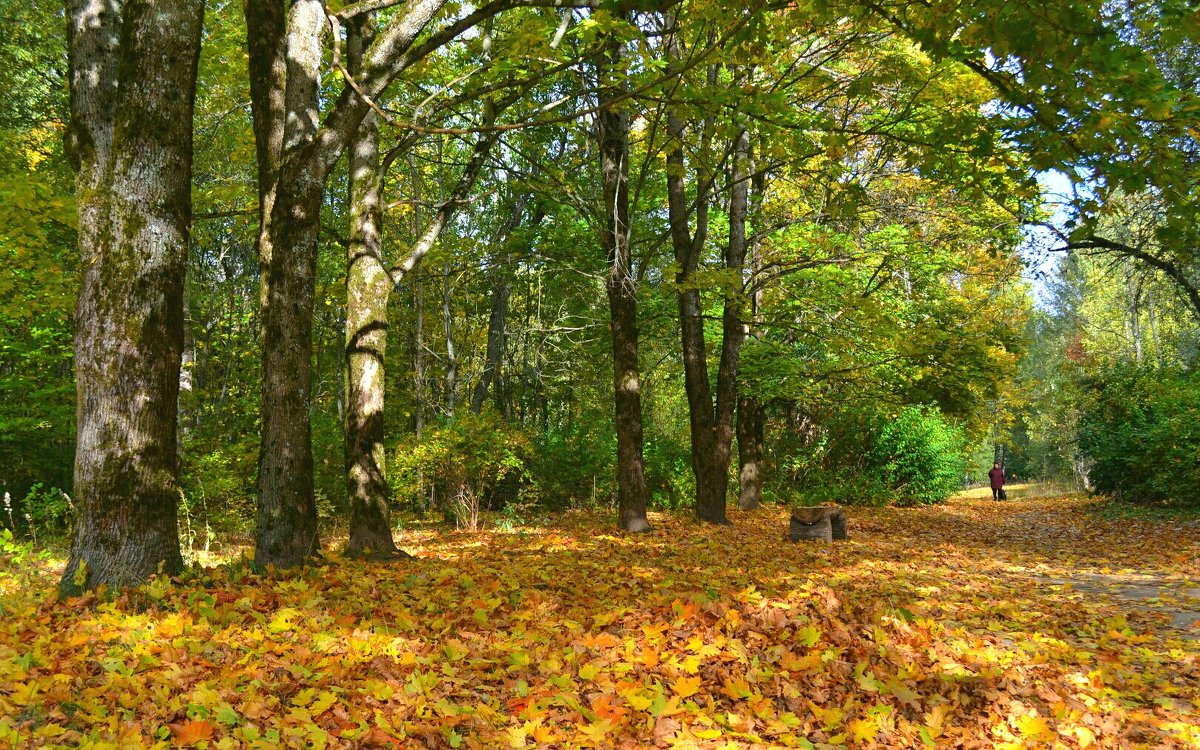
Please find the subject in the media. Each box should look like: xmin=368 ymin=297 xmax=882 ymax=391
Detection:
xmin=169 ymin=719 xmax=214 ymax=746
xmin=671 ymin=675 xmax=702 ymax=699
xmin=590 ymin=693 xmax=627 ymax=722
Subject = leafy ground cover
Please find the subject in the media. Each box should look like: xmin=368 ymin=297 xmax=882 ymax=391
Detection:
xmin=1 ymin=490 xmax=1198 ymax=749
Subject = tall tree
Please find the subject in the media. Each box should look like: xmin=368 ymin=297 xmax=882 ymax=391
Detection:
xmin=662 ymin=53 xmax=752 ymax=525
xmin=246 ymin=0 xmax=597 ymax=569
xmin=597 ymin=24 xmax=650 ymax=532
xmin=342 ymin=15 xmax=398 ymax=559
xmin=60 ymin=0 xmax=206 ymax=593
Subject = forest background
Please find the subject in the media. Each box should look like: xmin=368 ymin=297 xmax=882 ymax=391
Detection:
xmin=0 ymin=0 xmax=1197 ymax=585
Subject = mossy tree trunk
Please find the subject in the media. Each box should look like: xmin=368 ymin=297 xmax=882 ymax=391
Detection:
xmin=340 ymin=31 xmax=504 ymax=554
xmin=61 ymin=0 xmax=205 ymax=595
xmin=598 ymin=34 xmax=650 ymax=533
xmin=244 ymin=0 xmax=452 ymax=570
xmin=737 ymin=395 xmax=764 ymax=510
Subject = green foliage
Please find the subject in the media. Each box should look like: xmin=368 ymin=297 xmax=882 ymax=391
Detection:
xmin=20 ymin=483 xmax=72 ymax=537
xmin=391 ymin=411 xmax=534 ymax=530
xmin=794 ymin=468 xmax=891 ymax=508
xmin=180 ymin=442 xmax=258 ymax=537
xmin=0 ymin=6 xmax=75 ymax=504
xmin=529 ymin=420 xmax=614 ymax=511
xmin=1077 ymin=365 xmax=1200 ymax=505
xmin=871 ymin=406 xmax=968 ymax=506
xmin=644 ymin=437 xmax=695 ymax=512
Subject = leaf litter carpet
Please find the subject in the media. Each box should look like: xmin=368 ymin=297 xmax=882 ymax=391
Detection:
xmin=1 ymin=493 xmax=1198 ymax=748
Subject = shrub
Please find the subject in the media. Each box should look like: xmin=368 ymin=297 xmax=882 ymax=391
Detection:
xmin=391 ymin=411 xmax=534 ymax=530
xmin=529 ymin=419 xmax=614 ymax=510
xmin=2 ymin=482 xmax=73 ymax=542
xmin=180 ymin=438 xmax=257 ymax=536
xmin=1077 ymin=366 xmax=1200 ymax=505
xmin=871 ymin=406 xmax=967 ymax=506
xmin=794 ymin=468 xmax=891 ymax=508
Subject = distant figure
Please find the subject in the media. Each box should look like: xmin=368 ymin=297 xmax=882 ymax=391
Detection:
xmin=988 ymin=462 xmax=1006 ymax=501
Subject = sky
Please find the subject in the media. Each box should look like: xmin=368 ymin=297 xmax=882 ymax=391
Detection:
xmin=1020 ymin=169 xmax=1075 ymax=310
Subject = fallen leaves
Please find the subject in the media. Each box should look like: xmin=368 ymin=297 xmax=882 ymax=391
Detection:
xmin=0 ymin=494 xmax=1198 ymax=748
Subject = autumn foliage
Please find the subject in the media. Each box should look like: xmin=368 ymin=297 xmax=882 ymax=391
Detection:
xmin=1 ymin=493 xmax=1198 ymax=748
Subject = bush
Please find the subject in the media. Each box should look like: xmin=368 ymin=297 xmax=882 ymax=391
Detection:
xmin=391 ymin=411 xmax=534 ymax=530
xmin=794 ymin=468 xmax=890 ymax=508
xmin=1 ymin=482 xmax=73 ymax=542
xmin=871 ymin=406 xmax=967 ymax=506
xmin=644 ymin=434 xmax=695 ymax=511
xmin=180 ymin=437 xmax=257 ymax=536
xmin=529 ymin=418 xmax=614 ymax=510
xmin=1077 ymin=366 xmax=1200 ymax=505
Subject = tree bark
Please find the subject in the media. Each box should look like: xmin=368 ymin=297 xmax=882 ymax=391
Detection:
xmin=664 ymin=68 xmax=750 ymax=524
xmin=61 ymin=0 xmax=205 ymax=595
xmin=598 ymin=36 xmax=650 ymax=533
xmin=666 ymin=107 xmax=721 ymax=524
xmin=471 ymin=279 xmax=512 ymax=415
xmin=343 ymin=17 xmax=404 ymax=560
xmin=252 ymin=0 xmax=325 ymax=569
xmin=737 ymin=395 xmax=764 ymax=509
xmin=245 ymin=0 xmax=450 ymax=570
xmin=443 ymin=260 xmax=458 ymax=414
xmin=737 ymin=170 xmax=766 ymax=510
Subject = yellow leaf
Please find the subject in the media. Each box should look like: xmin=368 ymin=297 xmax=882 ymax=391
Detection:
xmin=577 ymin=718 xmax=612 ymax=744
xmin=809 ymin=701 xmax=845 ymax=730
xmin=721 ymin=677 xmax=753 ymax=700
xmin=672 ymin=675 xmax=702 ymax=698
xmin=849 ymin=717 xmax=878 ymax=743
xmin=795 ymin=625 xmax=820 ymax=647
xmin=1015 ymin=713 xmax=1052 ymax=738
xmin=1073 ymin=725 xmax=1096 ymax=748
xmin=310 ymin=690 xmax=338 ymax=716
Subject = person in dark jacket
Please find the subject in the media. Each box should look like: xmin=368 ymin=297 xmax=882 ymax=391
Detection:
xmin=988 ymin=462 xmax=1006 ymax=500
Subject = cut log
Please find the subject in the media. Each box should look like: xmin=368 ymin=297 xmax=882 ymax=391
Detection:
xmin=790 ymin=514 xmax=831 ymax=542
xmin=790 ymin=505 xmax=848 ymax=542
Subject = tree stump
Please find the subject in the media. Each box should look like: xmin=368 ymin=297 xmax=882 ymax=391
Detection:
xmin=790 ymin=506 xmax=848 ymax=542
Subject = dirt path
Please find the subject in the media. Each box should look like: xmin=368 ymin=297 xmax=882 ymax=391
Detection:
xmin=1044 ymin=572 xmax=1200 ymax=634
xmin=956 ymin=485 xmax=1200 ymax=640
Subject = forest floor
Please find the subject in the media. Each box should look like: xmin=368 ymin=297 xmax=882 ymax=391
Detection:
xmin=1 ymin=488 xmax=1199 ymax=749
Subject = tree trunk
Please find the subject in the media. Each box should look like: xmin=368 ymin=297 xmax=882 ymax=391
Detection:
xmin=61 ymin=0 xmax=205 ymax=595
xmin=244 ymin=0 xmax=453 ymax=568
xmin=712 ymin=125 xmax=751 ymax=512
xmin=737 ymin=170 xmax=766 ymax=510
xmin=599 ymin=36 xmax=649 ymax=533
xmin=443 ymin=261 xmax=458 ymax=414
xmin=737 ymin=395 xmax=764 ymax=510
xmin=253 ymin=0 xmax=325 ymax=569
xmin=471 ymin=279 xmax=511 ymax=415
xmin=665 ymin=92 xmax=750 ymax=525
xmin=343 ymin=17 xmax=403 ymax=560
